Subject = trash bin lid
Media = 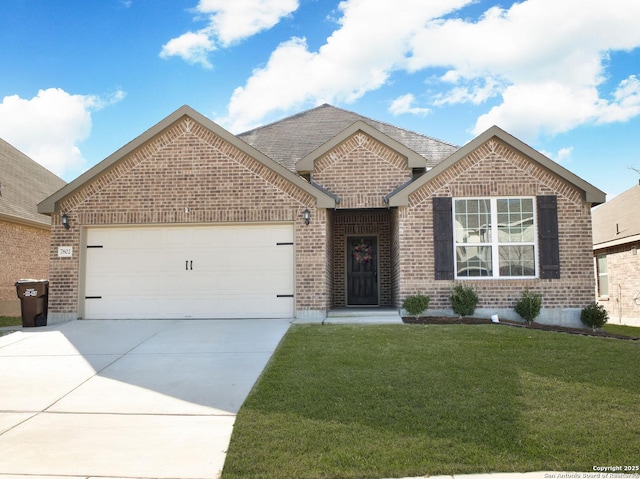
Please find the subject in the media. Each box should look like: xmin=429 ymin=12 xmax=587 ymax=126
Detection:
xmin=15 ymin=279 xmax=49 ymax=284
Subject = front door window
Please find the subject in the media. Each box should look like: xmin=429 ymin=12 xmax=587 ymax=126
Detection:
xmin=347 ymin=237 xmax=378 ymax=305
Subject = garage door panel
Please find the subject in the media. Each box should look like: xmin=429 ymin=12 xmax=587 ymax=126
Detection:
xmin=84 ymin=224 xmax=295 ymax=320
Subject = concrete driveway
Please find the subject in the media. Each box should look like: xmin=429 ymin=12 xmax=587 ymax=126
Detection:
xmin=0 ymin=318 xmax=291 ymax=479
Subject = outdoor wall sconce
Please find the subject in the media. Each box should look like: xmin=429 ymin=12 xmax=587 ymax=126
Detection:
xmin=61 ymin=212 xmax=70 ymax=230
xmin=303 ymin=209 xmax=310 ymax=225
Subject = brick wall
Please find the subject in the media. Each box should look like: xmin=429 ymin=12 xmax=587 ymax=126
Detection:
xmin=0 ymin=219 xmax=51 ymax=315
xmin=48 ymin=118 xmax=326 ymax=318
xmin=595 ymin=241 xmax=640 ymax=326
xmin=312 ymin=132 xmax=410 ymax=209
xmin=396 ymin=138 xmax=596 ymax=316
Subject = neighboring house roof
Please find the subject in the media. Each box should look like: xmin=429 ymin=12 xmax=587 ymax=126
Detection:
xmin=592 ymin=182 xmax=640 ymax=249
xmin=38 ymin=105 xmax=336 ymax=215
xmin=0 ymin=138 xmax=66 ymax=228
xmin=388 ymin=125 xmax=606 ymax=207
xmin=237 ymin=103 xmax=458 ymax=172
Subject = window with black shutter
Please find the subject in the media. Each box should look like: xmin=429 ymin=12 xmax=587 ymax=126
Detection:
xmin=537 ymin=195 xmax=560 ymax=279
xmin=433 ymin=197 xmax=454 ymax=280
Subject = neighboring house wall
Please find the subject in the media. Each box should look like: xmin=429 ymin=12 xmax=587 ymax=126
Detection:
xmin=47 ymin=117 xmax=326 ymax=320
xmin=0 ymin=219 xmax=51 ymax=316
xmin=594 ymin=242 xmax=640 ymax=327
xmin=397 ymin=138 xmax=595 ymax=326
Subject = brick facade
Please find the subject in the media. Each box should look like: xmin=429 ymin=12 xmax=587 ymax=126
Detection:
xmin=595 ymin=242 xmax=640 ymax=326
xmin=43 ymin=108 xmax=601 ymax=326
xmin=396 ymin=139 xmax=595 ymax=325
xmin=48 ymin=118 xmax=326 ymax=320
xmin=312 ymin=132 xmax=410 ymax=209
xmin=0 ymin=219 xmax=51 ymax=316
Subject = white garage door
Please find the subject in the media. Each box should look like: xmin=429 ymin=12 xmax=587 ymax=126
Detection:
xmin=84 ymin=224 xmax=294 ymax=319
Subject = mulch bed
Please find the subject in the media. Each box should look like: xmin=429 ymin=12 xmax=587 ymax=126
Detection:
xmin=401 ymin=316 xmax=639 ymax=341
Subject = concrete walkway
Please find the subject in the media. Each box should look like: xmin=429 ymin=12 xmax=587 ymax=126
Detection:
xmin=0 ymin=319 xmax=291 ymax=479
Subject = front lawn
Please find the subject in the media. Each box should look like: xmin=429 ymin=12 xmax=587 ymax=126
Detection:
xmin=222 ymin=324 xmax=640 ymax=479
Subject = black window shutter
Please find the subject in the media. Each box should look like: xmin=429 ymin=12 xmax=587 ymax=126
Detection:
xmin=537 ymin=195 xmax=560 ymax=279
xmin=433 ymin=197 xmax=454 ymax=280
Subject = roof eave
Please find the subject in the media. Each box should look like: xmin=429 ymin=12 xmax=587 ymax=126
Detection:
xmin=388 ymin=125 xmax=606 ymax=207
xmin=0 ymin=212 xmax=50 ymax=229
xmin=38 ymin=105 xmax=335 ymax=214
xmin=296 ymin=120 xmax=426 ymax=173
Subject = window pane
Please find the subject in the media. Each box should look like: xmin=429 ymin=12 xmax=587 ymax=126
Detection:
xmin=597 ymin=254 xmax=607 ymax=274
xmin=597 ymin=254 xmax=608 ymax=296
xmin=497 ymin=198 xmax=534 ymax=243
xmin=456 ymin=246 xmax=492 ymax=276
xmin=455 ymin=199 xmax=492 ymax=244
xmin=498 ymin=245 xmax=535 ymax=276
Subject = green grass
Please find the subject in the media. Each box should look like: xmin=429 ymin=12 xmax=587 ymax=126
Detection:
xmin=222 ymin=324 xmax=640 ymax=479
xmin=0 ymin=316 xmax=22 ymax=328
xmin=0 ymin=316 xmax=21 ymax=336
xmin=604 ymin=323 xmax=640 ymax=338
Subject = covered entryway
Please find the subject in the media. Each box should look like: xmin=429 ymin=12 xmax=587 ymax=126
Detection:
xmin=83 ymin=224 xmax=294 ymax=319
xmin=331 ymin=210 xmax=393 ymax=308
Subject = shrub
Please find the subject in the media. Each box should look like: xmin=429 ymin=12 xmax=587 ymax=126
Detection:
xmin=514 ymin=288 xmax=542 ymax=324
xmin=450 ymin=285 xmax=479 ymax=317
xmin=580 ymin=302 xmax=609 ymax=330
xmin=402 ymin=294 xmax=431 ymax=317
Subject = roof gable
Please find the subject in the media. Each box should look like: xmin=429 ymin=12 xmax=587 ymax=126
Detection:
xmin=238 ymin=104 xmax=457 ymax=172
xmin=39 ymin=105 xmax=335 ymax=214
xmin=388 ymin=125 xmax=606 ymax=206
xmin=0 ymin=138 xmax=65 ymax=227
xmin=296 ymin=121 xmax=426 ymax=172
xmin=592 ymin=183 xmax=640 ymax=248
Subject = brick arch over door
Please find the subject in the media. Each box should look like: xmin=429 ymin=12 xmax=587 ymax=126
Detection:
xmin=332 ymin=209 xmax=392 ymax=308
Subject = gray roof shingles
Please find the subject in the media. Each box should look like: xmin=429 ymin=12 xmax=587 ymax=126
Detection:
xmin=237 ymin=103 xmax=459 ymax=172
xmin=0 ymin=138 xmax=66 ymax=227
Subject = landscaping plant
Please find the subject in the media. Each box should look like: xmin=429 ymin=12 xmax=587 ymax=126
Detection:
xmin=450 ymin=285 xmax=478 ymax=317
xmin=514 ymin=288 xmax=542 ymax=324
xmin=402 ymin=294 xmax=431 ymax=317
xmin=580 ymin=302 xmax=609 ymax=330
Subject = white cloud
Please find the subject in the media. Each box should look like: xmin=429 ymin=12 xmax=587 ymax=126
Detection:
xmin=160 ymin=32 xmax=216 ymax=69
xmin=218 ymin=0 xmax=640 ymax=140
xmin=160 ymin=0 xmax=299 ymax=67
xmin=0 ymin=88 xmax=125 ymax=179
xmin=389 ymin=94 xmax=430 ymax=116
xmin=541 ymin=146 xmax=574 ymax=164
xmin=219 ymin=0 xmax=471 ymax=131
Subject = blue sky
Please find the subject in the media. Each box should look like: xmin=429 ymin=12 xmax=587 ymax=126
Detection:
xmin=1 ymin=0 xmax=639 ymax=199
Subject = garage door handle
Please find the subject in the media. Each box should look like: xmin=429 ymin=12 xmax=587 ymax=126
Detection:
xmin=186 ymin=260 xmax=193 ymax=270
xmin=190 ymin=261 xmax=193 ymax=270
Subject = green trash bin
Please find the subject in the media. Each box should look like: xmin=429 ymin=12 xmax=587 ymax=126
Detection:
xmin=15 ymin=280 xmax=49 ymax=327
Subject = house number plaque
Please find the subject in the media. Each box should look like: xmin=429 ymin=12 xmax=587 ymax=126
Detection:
xmin=58 ymin=246 xmax=73 ymax=258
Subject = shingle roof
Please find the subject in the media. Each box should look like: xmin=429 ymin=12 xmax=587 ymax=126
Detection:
xmin=237 ymin=103 xmax=458 ymax=172
xmin=0 ymin=138 xmax=66 ymax=227
xmin=592 ymin=183 xmax=640 ymax=248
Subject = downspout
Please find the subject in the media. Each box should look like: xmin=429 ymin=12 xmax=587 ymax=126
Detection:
xmin=618 ymin=284 xmax=622 ymax=324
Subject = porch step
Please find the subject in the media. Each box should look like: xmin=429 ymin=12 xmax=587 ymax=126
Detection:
xmin=324 ymin=308 xmax=402 ymax=324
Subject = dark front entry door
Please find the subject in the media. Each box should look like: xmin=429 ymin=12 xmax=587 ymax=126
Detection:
xmin=347 ymin=237 xmax=378 ymax=306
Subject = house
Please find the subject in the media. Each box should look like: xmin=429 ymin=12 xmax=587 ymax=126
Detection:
xmin=0 ymin=138 xmax=66 ymax=316
xmin=38 ymin=104 xmax=605 ymax=327
xmin=592 ymin=182 xmax=640 ymax=327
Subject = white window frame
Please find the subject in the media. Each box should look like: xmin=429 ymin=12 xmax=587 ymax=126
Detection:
xmin=596 ymin=253 xmax=609 ymax=298
xmin=453 ymin=197 xmax=539 ymax=279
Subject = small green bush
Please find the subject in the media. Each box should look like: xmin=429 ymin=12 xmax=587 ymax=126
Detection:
xmin=514 ymin=288 xmax=542 ymax=324
xmin=402 ymin=294 xmax=431 ymax=317
xmin=450 ymin=285 xmax=479 ymax=317
xmin=580 ymin=302 xmax=609 ymax=330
